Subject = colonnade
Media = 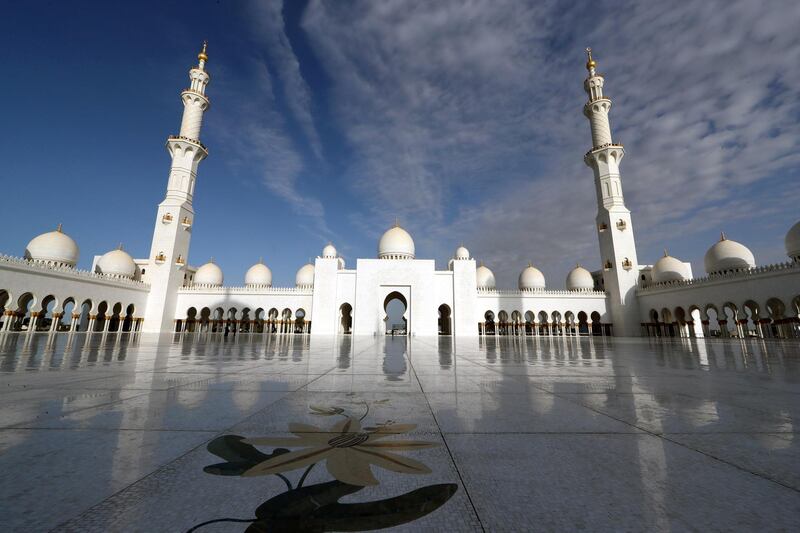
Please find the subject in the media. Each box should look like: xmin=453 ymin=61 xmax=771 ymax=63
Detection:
xmin=478 ymin=320 xmax=610 ymax=337
xmin=176 ymin=318 xmax=311 ymax=335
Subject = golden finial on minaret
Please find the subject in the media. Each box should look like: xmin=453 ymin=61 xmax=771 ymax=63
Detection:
xmin=198 ymin=41 xmax=208 ymax=62
xmin=585 ymin=47 xmax=596 ymax=71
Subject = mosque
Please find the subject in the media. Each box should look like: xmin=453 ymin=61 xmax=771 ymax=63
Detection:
xmin=1 ymin=45 xmax=799 ymax=339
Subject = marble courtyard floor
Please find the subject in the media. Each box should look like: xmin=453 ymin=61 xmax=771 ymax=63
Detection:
xmin=1 ymin=333 xmax=799 ymax=532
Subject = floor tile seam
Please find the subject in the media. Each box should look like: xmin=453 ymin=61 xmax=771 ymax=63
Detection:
xmin=456 ymin=353 xmax=800 ymax=495
xmin=1 ymin=368 xmax=251 ymax=429
xmin=0 ymin=389 xmax=157 ymax=430
xmin=46 ymin=369 xmax=339 ymax=532
xmin=1 ymin=426 xmax=221 ymax=434
xmin=407 ymin=353 xmax=486 ymax=532
xmin=670 ymin=390 xmax=797 ymax=421
xmin=538 ymin=382 xmax=800 ymax=494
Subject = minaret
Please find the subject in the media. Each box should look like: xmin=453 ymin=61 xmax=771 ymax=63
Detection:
xmin=582 ymin=48 xmax=640 ymax=336
xmin=143 ymin=43 xmax=211 ymax=332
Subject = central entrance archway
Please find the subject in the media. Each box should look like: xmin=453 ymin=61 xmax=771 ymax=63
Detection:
xmin=384 ymin=291 xmax=408 ymax=336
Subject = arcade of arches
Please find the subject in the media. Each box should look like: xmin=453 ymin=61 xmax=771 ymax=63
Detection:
xmin=0 ymin=290 xmax=140 ymax=333
xmin=643 ymin=297 xmax=800 ymax=339
xmin=478 ymin=309 xmax=610 ymax=337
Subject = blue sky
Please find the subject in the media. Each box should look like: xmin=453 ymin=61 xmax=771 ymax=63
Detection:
xmin=2 ymin=0 xmax=799 ymax=288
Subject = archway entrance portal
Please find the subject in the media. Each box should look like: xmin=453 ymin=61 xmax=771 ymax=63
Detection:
xmin=384 ymin=292 xmax=408 ymax=336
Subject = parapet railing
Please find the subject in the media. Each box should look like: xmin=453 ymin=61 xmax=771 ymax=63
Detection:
xmin=584 ymin=143 xmax=624 ymax=158
xmin=477 ymin=288 xmax=607 ymax=297
xmin=178 ymin=285 xmax=313 ymax=295
xmin=0 ymin=254 xmax=150 ymax=289
xmin=167 ymin=135 xmax=208 ymax=151
xmin=638 ymin=260 xmax=800 ymax=294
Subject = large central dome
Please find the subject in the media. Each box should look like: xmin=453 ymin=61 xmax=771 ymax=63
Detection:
xmin=378 ymin=224 xmax=415 ymax=259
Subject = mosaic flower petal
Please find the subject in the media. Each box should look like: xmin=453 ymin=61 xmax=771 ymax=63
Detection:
xmin=243 ymin=446 xmax=331 ymax=477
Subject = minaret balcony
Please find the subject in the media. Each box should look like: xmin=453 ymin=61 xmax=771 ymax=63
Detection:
xmin=154 ymin=252 xmax=166 ymax=264
xmin=616 ymin=219 xmax=627 ymax=230
xmin=622 ymin=258 xmax=633 ymax=270
xmin=161 ymin=213 xmax=174 ymax=224
xmin=167 ymin=135 xmax=207 ymax=152
xmin=181 ymin=216 xmax=192 ymax=229
xmin=584 ymin=143 xmax=624 ymax=157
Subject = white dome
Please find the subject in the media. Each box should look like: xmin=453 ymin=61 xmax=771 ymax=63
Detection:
xmin=454 ymin=245 xmax=470 ymax=260
xmin=704 ymin=234 xmax=755 ymax=274
xmin=194 ymin=260 xmax=223 ymax=286
xmin=652 ymin=252 xmax=689 ymax=283
xmin=322 ymin=243 xmax=338 ymax=258
xmin=96 ymin=247 xmax=136 ymax=278
xmin=785 ymin=221 xmax=800 ymax=260
xmin=378 ymin=224 xmax=415 ymax=259
xmin=518 ymin=263 xmax=546 ymax=291
xmin=476 ymin=264 xmax=496 ymax=289
xmin=295 ymin=263 xmax=315 ymax=287
xmin=566 ymin=265 xmax=594 ymax=292
xmin=245 ymin=260 xmax=272 ymax=287
xmin=25 ymin=224 xmax=79 ymax=267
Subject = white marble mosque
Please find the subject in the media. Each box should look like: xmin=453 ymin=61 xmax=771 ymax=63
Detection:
xmin=1 ymin=45 xmax=799 ymax=340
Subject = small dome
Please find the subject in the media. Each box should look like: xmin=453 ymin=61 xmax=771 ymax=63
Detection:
xmin=295 ymin=263 xmax=315 ymax=287
xmin=652 ymin=251 xmax=689 ymax=283
xmin=245 ymin=260 xmax=272 ymax=287
xmin=25 ymin=224 xmax=79 ymax=267
xmin=518 ymin=263 xmax=546 ymax=291
xmin=785 ymin=221 xmax=800 ymax=261
xmin=566 ymin=264 xmax=594 ymax=291
xmin=96 ymin=246 xmax=136 ymax=278
xmin=322 ymin=243 xmax=338 ymax=258
xmin=378 ymin=224 xmax=415 ymax=259
xmin=704 ymin=233 xmax=755 ymax=274
xmin=454 ymin=245 xmax=470 ymax=260
xmin=194 ymin=259 xmax=223 ymax=286
xmin=476 ymin=264 xmax=496 ymax=289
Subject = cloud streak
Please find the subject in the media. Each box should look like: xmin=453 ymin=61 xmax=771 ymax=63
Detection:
xmin=235 ymin=0 xmax=800 ymax=286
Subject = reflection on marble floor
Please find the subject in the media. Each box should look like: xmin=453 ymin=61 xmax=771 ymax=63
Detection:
xmin=0 ymin=332 xmax=799 ymax=531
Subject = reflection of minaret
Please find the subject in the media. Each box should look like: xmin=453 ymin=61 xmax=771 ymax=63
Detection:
xmin=582 ymin=48 xmax=640 ymax=336
xmin=143 ymin=43 xmax=211 ymax=332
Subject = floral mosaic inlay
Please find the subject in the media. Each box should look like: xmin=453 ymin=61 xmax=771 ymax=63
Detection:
xmin=188 ymin=399 xmax=457 ymax=531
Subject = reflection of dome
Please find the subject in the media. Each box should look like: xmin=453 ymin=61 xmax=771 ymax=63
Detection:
xmin=476 ymin=264 xmax=496 ymax=289
xmin=194 ymin=259 xmax=223 ymax=286
xmin=322 ymin=243 xmax=338 ymax=258
xmin=454 ymin=245 xmax=470 ymax=260
xmin=518 ymin=263 xmax=546 ymax=291
xmin=785 ymin=221 xmax=800 ymax=261
xmin=245 ymin=260 xmax=272 ymax=287
xmin=566 ymin=264 xmax=594 ymax=291
xmin=378 ymin=224 xmax=415 ymax=259
xmin=25 ymin=224 xmax=79 ymax=267
xmin=295 ymin=263 xmax=315 ymax=287
xmin=96 ymin=246 xmax=136 ymax=278
xmin=704 ymin=233 xmax=755 ymax=274
xmin=652 ymin=251 xmax=690 ymax=283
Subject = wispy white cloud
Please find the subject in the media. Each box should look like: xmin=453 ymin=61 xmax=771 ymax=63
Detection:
xmin=214 ymin=57 xmax=331 ymax=240
xmin=247 ymin=0 xmax=323 ymax=160
xmin=298 ymin=0 xmax=800 ymax=287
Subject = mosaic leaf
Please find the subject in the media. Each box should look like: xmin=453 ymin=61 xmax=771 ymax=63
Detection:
xmin=247 ymin=482 xmax=457 ymax=532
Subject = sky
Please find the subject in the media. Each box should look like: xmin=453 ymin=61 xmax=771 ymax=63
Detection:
xmin=1 ymin=0 xmax=799 ymax=289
